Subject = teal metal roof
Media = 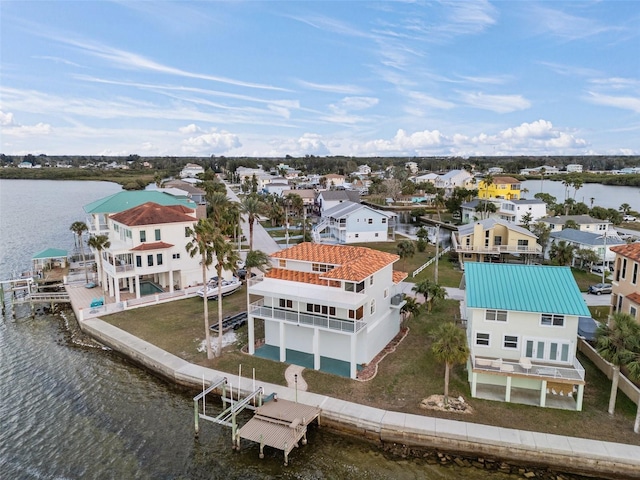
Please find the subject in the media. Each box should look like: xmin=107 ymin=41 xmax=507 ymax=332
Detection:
xmin=465 ymin=262 xmax=590 ymax=316
xmin=84 ymin=191 xmax=195 ymax=214
xmin=32 ymin=248 xmax=67 ymax=260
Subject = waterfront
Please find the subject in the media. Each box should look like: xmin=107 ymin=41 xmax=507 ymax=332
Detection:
xmin=521 ymin=180 xmax=639 ymax=211
xmin=0 ymin=179 xmax=525 ymax=479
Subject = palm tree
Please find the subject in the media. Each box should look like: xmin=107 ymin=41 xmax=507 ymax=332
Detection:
xmin=431 ymin=322 xmax=469 ymax=405
xmin=539 ymin=167 xmax=546 ymax=193
xmin=412 ymin=279 xmax=432 ymax=309
xmin=549 ymin=240 xmax=576 ymax=266
xmin=211 ymin=229 xmax=241 ymax=357
xmin=185 ymin=218 xmax=217 ymax=360
xmin=70 ymin=221 xmax=89 ymax=284
xmin=433 ymin=190 xmax=446 ymax=221
xmin=87 ymin=234 xmax=110 ymax=287
xmin=400 ymin=295 xmax=420 ymax=324
xmin=396 ymin=240 xmax=415 ymax=271
xmin=241 ymin=194 xmax=265 ymax=251
xmin=244 ymin=249 xmax=271 ymax=348
xmin=619 ymin=203 xmax=631 ymax=216
xmin=207 ymin=191 xmax=231 ymax=226
xmin=426 ymin=282 xmax=448 ymax=313
xmin=571 ymin=178 xmax=583 ymax=200
xmin=595 ymin=313 xmax=640 ymax=425
xmin=481 ymin=174 xmax=494 ymax=216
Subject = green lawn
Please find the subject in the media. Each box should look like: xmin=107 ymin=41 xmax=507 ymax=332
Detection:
xmin=102 ymin=295 xmax=640 ymax=446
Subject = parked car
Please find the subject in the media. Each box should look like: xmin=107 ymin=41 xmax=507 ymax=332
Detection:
xmin=623 ymin=214 xmax=637 ymax=222
xmin=590 ymin=264 xmax=610 ymax=274
xmin=588 ymin=283 xmax=612 ymax=295
xmin=236 ymin=268 xmax=256 ymax=281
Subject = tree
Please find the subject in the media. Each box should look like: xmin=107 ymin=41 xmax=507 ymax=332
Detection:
xmin=70 ymin=221 xmax=89 ymax=284
xmin=185 ymin=219 xmax=217 ymax=360
xmin=426 ymin=282 xmax=447 ymax=313
xmin=480 ymin=174 xmax=494 ymax=217
xmin=521 ymin=212 xmax=533 ymax=230
xmin=241 ymin=194 xmax=265 ymax=251
xmin=539 ymin=167 xmax=546 ymax=193
xmin=433 ymin=190 xmax=446 ymax=221
xmin=549 ymin=240 xmax=576 ymax=266
xmin=211 ymin=228 xmax=241 ymax=357
xmin=244 ymin=249 xmax=271 ymax=348
xmin=431 ymin=322 xmax=470 ymax=405
xmin=475 ymin=201 xmax=497 ymax=220
xmin=571 ymin=177 xmax=583 ymax=200
xmin=400 ymin=295 xmax=420 ymax=324
xmin=531 ymin=221 xmax=552 ymax=257
xmin=87 ymin=234 xmax=110 ymax=287
xmin=397 ymin=240 xmax=416 ymax=271
xmin=575 ymin=248 xmax=599 ymax=270
xmin=563 ymin=219 xmax=579 ymax=230
xmin=534 ymin=192 xmax=557 ymax=207
xmin=619 ymin=203 xmax=631 ymax=216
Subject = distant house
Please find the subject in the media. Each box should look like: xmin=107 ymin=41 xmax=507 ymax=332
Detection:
xmin=566 ymin=164 xmax=583 ymax=173
xmin=316 ymin=190 xmax=360 ymax=214
xmin=263 ymin=181 xmax=290 ymax=197
xmin=487 ymin=167 xmax=504 ymax=175
xmin=313 ymin=201 xmax=394 ymax=244
xmin=282 ymin=189 xmax=316 ymax=214
xmin=478 ymin=176 xmax=521 ymax=200
xmin=609 ymin=243 xmax=640 ymax=322
xmin=539 ymin=215 xmax=614 ymax=234
xmin=180 ymin=163 xmax=204 ymax=178
xmin=163 ymin=179 xmax=206 ymax=205
xmin=413 ymin=172 xmax=439 ymax=184
xmin=461 ymin=198 xmax=546 ymax=225
xmin=548 ymin=229 xmax=625 ymax=265
xmin=464 ymin=262 xmax=590 ymax=410
xmin=324 ymin=173 xmax=346 ymax=189
xmin=247 ymin=243 xmax=407 ymax=378
xmin=520 ymin=165 xmax=560 ymax=175
xmin=452 ymin=218 xmax=541 ymax=267
xmin=434 ymin=170 xmax=473 ymax=193
xmin=357 ymin=164 xmax=372 ymax=176
xmin=405 ymin=161 xmax=418 ymax=174
xmin=18 ymin=161 xmax=33 ymax=168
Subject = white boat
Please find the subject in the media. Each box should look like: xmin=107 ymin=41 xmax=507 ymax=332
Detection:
xmin=196 ymin=277 xmax=241 ymax=299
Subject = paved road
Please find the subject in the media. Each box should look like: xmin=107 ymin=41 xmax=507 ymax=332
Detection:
xmin=224 ymin=183 xmax=280 ymax=256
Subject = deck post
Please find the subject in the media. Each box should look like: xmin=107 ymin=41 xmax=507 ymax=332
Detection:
xmin=283 ymin=443 xmax=288 ymax=466
xmin=194 ymin=399 xmax=199 ymax=438
xmin=505 ymin=376 xmax=512 ymax=403
xmin=222 ymin=383 xmax=227 ymax=410
xmin=540 ymin=380 xmax=547 ymax=407
xmin=576 ymin=384 xmax=585 ymax=412
xmin=232 ymin=408 xmax=237 ymax=450
xmin=259 ymin=435 xmax=264 ymax=459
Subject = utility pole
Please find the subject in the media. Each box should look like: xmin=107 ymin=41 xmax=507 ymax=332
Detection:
xmin=434 ymin=224 xmax=440 ymax=284
xmin=602 ymin=230 xmax=607 ymax=285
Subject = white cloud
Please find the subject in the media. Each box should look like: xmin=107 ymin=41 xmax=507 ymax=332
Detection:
xmin=0 ymin=110 xmax=15 ymax=125
xmin=586 ymin=92 xmax=640 ymax=114
xmin=407 ymin=91 xmax=455 ymax=110
xmin=179 ymin=124 xmax=200 ymax=134
xmin=297 ymin=80 xmax=367 ymax=95
xmin=2 ymin=123 xmax=52 ymax=137
xmin=332 ymin=96 xmax=379 ymax=111
xmin=267 ymin=133 xmax=330 ymax=157
xmin=459 ymin=91 xmax=531 ymax=113
xmin=181 ymin=130 xmax=241 ymax=155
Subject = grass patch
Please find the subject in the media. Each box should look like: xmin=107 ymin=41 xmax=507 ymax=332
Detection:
xmin=589 ymin=306 xmax=610 ymax=322
xmin=102 ymin=295 xmax=640 ymax=446
xmin=571 ymin=268 xmax=604 ymax=292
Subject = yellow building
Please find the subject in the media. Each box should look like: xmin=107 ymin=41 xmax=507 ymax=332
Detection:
xmin=478 ymin=176 xmax=521 ymax=200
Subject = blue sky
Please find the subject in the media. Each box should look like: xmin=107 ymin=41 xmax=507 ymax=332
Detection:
xmin=1 ymin=1 xmax=639 ymax=157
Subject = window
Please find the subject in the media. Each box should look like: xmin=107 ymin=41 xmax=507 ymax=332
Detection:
xmin=384 ymin=288 xmax=389 ymax=298
xmin=147 ymin=255 xmax=153 ymax=267
xmin=348 ymin=306 xmax=364 ymax=320
xmin=368 ymin=218 xmax=373 ymax=224
xmin=541 ymin=314 xmax=564 ymax=327
xmin=155 ymin=229 xmax=161 ymax=241
xmin=172 ymin=253 xmax=180 ymax=259
xmin=345 ymin=282 xmax=354 ymax=292
xmin=185 ymin=227 xmax=190 ymax=238
xmin=621 ymin=259 xmax=627 ymax=279
xmin=140 ymin=230 xmax=146 ymax=242
xmin=375 ymin=233 xmax=379 ymax=237
xmin=485 ymin=309 xmax=507 ymax=322
xmin=355 ymin=233 xmax=359 ymax=238
xmin=475 ymin=332 xmax=490 ymax=346
xmin=136 ymin=255 xmax=142 ymax=268
xmin=503 ymin=335 xmax=518 ymax=349
xmin=631 ymin=306 xmax=637 ymax=318
xmin=156 ymin=253 xmax=163 ymax=266
xmin=279 ymin=299 xmax=293 ymax=309
xmin=356 ymin=281 xmax=365 ymax=293
xmin=598 ymin=224 xmax=607 ymax=231
xmin=370 ymin=299 xmax=376 ymax=315
xmin=279 ymin=259 xmax=286 ymax=267
xmin=517 ymin=239 xmax=529 ymax=250
xmin=494 ymin=235 xmax=502 ymax=246
xmin=633 ymin=263 xmax=638 ymax=284
xmin=382 ymin=218 xmax=387 ymax=223
xmin=369 ymin=276 xmax=374 ymax=286
xmin=312 ymin=263 xmax=333 ymax=273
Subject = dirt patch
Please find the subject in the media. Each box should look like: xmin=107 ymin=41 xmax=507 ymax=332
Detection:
xmin=420 ymin=394 xmax=473 ymax=414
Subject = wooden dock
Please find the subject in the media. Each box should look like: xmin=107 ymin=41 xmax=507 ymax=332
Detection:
xmin=236 ymin=399 xmax=320 ymax=465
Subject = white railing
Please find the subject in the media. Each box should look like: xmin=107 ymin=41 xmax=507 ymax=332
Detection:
xmin=249 ymin=300 xmax=366 ymax=333
xmin=412 ymin=247 xmax=451 ymax=277
xmin=472 ymin=356 xmax=585 ymax=382
xmin=455 ymin=245 xmax=541 ymax=254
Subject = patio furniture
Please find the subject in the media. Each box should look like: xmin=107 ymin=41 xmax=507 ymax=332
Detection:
xmin=475 ymin=358 xmax=492 ymax=367
xmin=519 ymin=357 xmax=532 ymax=372
xmin=491 ymin=359 xmax=503 ymax=369
xmin=500 ymin=363 xmax=514 ymax=373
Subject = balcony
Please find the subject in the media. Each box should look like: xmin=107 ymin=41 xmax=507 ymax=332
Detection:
xmin=249 ymin=300 xmax=366 ymax=334
xmin=472 ymin=355 xmax=585 ymax=384
xmin=455 ymin=244 xmax=542 ymax=255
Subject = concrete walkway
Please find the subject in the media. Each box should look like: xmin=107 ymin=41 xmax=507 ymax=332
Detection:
xmin=77 ymin=316 xmax=640 ymax=479
xmin=284 ymin=364 xmax=308 ymax=391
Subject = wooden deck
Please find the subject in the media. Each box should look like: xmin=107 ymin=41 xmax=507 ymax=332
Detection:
xmin=236 ymin=399 xmax=320 ymax=464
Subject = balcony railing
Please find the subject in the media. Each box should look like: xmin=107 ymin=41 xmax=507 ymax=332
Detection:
xmin=455 ymin=244 xmax=541 ymax=254
xmin=249 ymin=300 xmax=366 ymax=334
xmin=472 ymin=355 xmax=585 ymax=383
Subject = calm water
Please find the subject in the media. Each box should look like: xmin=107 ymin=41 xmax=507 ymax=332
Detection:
xmin=521 ymin=180 xmax=639 ymax=210
xmin=0 ymin=179 xmax=576 ymax=479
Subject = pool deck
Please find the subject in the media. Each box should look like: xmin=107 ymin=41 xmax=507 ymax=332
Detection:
xmin=76 ymin=315 xmax=640 ymax=479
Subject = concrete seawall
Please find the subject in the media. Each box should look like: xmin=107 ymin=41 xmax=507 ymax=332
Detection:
xmin=80 ymin=317 xmax=640 ymax=479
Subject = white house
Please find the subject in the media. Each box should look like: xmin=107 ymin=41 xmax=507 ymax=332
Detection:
xmin=413 ymin=172 xmax=439 ymax=184
xmin=263 ymin=181 xmax=291 ymax=197
xmin=99 ymin=202 xmax=220 ymax=303
xmin=247 ymin=243 xmax=407 ymax=378
xmin=316 ymin=190 xmax=361 ymax=214
xmin=566 ymin=164 xmax=583 ymax=173
xmin=461 ymin=198 xmax=546 ymax=225
xmin=180 ymin=163 xmax=205 ymax=178
xmin=357 ymin=164 xmax=372 ymax=176
xmin=539 ymin=215 xmax=614 ymax=234
xmin=405 ymin=162 xmax=418 ymax=174
xmin=434 ymin=170 xmax=473 ymax=193
xmin=464 ymin=262 xmax=591 ymax=411
xmin=313 ymin=201 xmax=394 ymax=244
xmin=548 ymin=229 xmax=625 ymax=265
xmin=324 ymin=173 xmax=346 ymax=189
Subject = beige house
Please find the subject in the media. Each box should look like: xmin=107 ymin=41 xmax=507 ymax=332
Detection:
xmin=452 ymin=219 xmax=541 ymax=266
xmin=609 ymin=243 xmax=640 ymax=322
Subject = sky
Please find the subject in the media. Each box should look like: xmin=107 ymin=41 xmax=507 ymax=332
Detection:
xmin=1 ymin=1 xmax=639 ymax=158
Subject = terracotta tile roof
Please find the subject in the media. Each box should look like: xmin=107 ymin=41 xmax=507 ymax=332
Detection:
xmin=393 ymin=271 xmax=408 ymax=284
xmin=270 ymin=242 xmax=399 ymax=282
xmin=628 ymin=292 xmax=640 ymax=305
xmin=610 ymin=243 xmax=640 ymax=263
xmin=265 ymin=268 xmax=340 ymax=287
xmin=131 ymin=241 xmax=174 ymax=251
xmin=492 ymin=176 xmax=521 ymax=184
xmin=110 ymin=202 xmax=195 ymax=226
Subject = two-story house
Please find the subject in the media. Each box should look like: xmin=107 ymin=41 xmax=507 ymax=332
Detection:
xmin=548 ymin=229 xmax=625 ymax=265
xmin=180 ymin=163 xmax=205 ymax=178
xmin=100 ymin=202 xmax=216 ymax=303
xmin=316 ymin=190 xmax=361 ymax=215
xmin=464 ymin=262 xmax=591 ymax=410
xmin=247 ymin=243 xmax=407 ymax=379
xmin=313 ymin=201 xmax=394 ymax=244
xmin=461 ymin=198 xmax=546 ymax=225
xmin=434 ymin=170 xmax=473 ymax=194
xmin=539 ymin=215 xmax=614 ymax=234
xmin=452 ymin=219 xmax=541 ymax=267
xmin=478 ymin=176 xmax=521 ymax=201
xmin=609 ymin=243 xmax=640 ymax=322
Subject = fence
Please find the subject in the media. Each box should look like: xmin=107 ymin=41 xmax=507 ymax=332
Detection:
xmin=412 ymin=246 xmax=451 ymax=278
